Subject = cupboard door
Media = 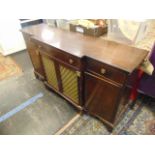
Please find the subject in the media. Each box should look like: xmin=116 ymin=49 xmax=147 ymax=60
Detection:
xmin=29 ymin=44 xmax=43 ymax=74
xmin=22 ymin=34 xmax=44 ymax=78
xmin=42 ymin=55 xmax=59 ymax=90
xmin=84 ymin=72 xmax=122 ymax=123
xmin=59 ymin=65 xmax=80 ymax=105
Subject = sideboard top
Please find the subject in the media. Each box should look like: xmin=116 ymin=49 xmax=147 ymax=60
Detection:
xmin=21 ymin=23 xmax=148 ymax=73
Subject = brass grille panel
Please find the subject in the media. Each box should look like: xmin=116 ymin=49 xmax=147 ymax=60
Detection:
xmin=60 ymin=65 xmax=79 ymax=104
xmin=42 ymin=56 xmax=58 ymax=90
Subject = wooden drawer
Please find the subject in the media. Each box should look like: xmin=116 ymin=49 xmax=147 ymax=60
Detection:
xmin=32 ymin=38 xmax=81 ymax=70
xmin=85 ymin=57 xmax=127 ymax=85
xmin=51 ymin=50 xmax=81 ymax=69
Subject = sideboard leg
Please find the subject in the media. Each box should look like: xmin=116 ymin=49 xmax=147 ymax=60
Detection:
xmin=106 ymin=126 xmax=113 ymax=133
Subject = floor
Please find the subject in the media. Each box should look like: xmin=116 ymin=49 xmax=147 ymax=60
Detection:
xmin=11 ymin=50 xmax=33 ymax=72
xmin=0 ymin=51 xmax=77 ymax=134
xmin=61 ymin=99 xmax=155 ymax=135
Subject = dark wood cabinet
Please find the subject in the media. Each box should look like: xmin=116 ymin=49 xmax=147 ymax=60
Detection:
xmin=21 ymin=24 xmax=148 ymax=131
xmin=84 ymin=57 xmax=130 ymax=129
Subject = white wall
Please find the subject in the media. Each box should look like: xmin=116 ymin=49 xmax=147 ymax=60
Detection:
xmin=0 ymin=19 xmax=26 ymax=56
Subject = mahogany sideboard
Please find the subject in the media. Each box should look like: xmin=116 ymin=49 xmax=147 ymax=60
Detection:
xmin=21 ymin=24 xmax=148 ymax=132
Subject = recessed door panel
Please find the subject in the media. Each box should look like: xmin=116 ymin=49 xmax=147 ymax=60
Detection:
xmin=42 ymin=55 xmax=58 ymax=90
xmin=84 ymin=72 xmax=121 ymax=123
xmin=60 ymin=65 xmax=79 ymax=104
xmin=23 ymin=34 xmax=44 ymax=77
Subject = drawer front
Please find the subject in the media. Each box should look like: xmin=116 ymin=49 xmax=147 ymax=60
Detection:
xmin=52 ymin=50 xmax=81 ymax=69
xmin=32 ymin=38 xmax=81 ymax=69
xmin=86 ymin=58 xmax=127 ymax=84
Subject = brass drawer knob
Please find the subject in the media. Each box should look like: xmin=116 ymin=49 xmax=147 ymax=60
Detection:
xmin=69 ymin=58 xmax=74 ymax=64
xmin=100 ymin=68 xmax=106 ymax=74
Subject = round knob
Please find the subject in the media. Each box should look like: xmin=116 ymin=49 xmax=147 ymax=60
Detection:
xmin=69 ymin=58 xmax=74 ymax=64
xmin=100 ymin=68 xmax=106 ymax=74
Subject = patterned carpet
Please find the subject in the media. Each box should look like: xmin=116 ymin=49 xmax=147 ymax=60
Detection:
xmin=0 ymin=54 xmax=22 ymax=81
xmin=61 ymin=98 xmax=155 ymax=135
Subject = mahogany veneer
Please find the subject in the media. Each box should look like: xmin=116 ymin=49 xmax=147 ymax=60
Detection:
xmin=21 ymin=24 xmax=148 ymax=132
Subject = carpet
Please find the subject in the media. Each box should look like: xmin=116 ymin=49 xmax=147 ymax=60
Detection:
xmin=61 ymin=99 xmax=155 ymax=135
xmin=0 ymin=54 xmax=22 ymax=81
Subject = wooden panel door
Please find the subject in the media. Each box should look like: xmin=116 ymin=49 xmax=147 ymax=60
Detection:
xmin=22 ymin=34 xmax=45 ymax=78
xmin=84 ymin=72 xmax=122 ymax=124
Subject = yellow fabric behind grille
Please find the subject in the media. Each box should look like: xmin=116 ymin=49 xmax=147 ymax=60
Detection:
xmin=42 ymin=56 xmax=58 ymax=90
xmin=60 ymin=65 xmax=79 ymax=104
